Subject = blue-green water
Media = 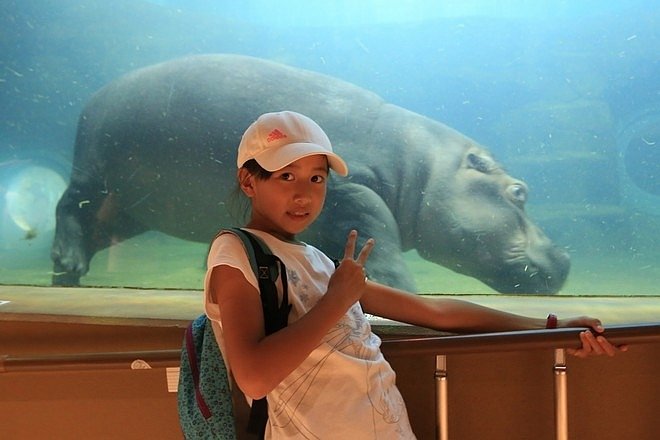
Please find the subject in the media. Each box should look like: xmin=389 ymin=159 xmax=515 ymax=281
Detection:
xmin=0 ymin=1 xmax=658 ymax=308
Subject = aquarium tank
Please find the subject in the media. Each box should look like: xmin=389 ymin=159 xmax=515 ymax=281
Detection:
xmin=0 ymin=0 xmax=658 ymax=322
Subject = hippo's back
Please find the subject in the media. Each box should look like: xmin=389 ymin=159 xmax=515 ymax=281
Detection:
xmin=72 ymin=54 xmax=386 ymax=240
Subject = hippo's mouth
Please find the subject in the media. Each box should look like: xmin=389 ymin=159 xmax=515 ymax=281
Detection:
xmin=489 ymin=244 xmax=570 ymax=294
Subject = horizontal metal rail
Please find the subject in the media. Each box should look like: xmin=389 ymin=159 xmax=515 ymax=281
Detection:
xmin=1 ymin=323 xmax=659 ymax=373
xmin=379 ymin=322 xmax=660 ymax=357
xmin=0 ymin=349 xmax=181 ymax=372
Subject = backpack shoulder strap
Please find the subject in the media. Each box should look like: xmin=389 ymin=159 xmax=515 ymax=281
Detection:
xmin=217 ymin=228 xmax=292 ymax=438
xmin=219 ymin=228 xmax=291 ymax=334
xmin=218 ymin=228 xmax=261 ymax=282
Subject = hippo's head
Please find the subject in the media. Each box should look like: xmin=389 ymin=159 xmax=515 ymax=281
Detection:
xmin=415 ymin=146 xmax=570 ymax=294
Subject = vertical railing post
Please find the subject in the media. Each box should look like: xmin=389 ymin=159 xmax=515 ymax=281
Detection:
xmin=553 ymin=348 xmax=568 ymax=440
xmin=435 ymin=354 xmax=448 ymax=440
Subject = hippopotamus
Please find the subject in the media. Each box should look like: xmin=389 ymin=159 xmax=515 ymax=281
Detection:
xmin=51 ymin=54 xmax=570 ymax=293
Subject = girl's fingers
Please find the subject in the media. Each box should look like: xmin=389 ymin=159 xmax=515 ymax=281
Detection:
xmin=583 ymin=331 xmax=603 ymax=355
xmin=356 ymin=238 xmax=375 ymax=266
xmin=568 ymin=330 xmax=626 ymax=358
xmin=341 ymin=230 xmax=375 ymax=277
xmin=343 ymin=230 xmax=358 ymax=260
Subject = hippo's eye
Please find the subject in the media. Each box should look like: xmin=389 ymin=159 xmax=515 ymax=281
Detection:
xmin=466 ymin=153 xmax=493 ymax=173
xmin=507 ymin=183 xmax=528 ymax=205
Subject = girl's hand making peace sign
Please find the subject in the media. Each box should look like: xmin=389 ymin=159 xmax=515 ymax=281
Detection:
xmin=326 ymin=230 xmax=375 ymax=309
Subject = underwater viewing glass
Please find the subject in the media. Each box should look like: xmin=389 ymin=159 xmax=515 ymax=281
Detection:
xmin=0 ymin=0 xmax=658 ymax=324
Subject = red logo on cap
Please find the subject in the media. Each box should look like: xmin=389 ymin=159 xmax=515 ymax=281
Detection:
xmin=266 ymin=129 xmax=287 ymax=143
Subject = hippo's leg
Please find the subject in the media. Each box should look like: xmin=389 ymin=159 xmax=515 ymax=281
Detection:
xmin=51 ymin=179 xmax=146 ymax=286
xmin=306 ymin=182 xmax=417 ymax=292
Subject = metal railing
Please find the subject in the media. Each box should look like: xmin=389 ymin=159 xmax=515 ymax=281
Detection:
xmin=2 ymin=322 xmax=659 ymax=439
xmin=378 ymin=322 xmax=660 ymax=356
xmin=380 ymin=322 xmax=660 ymax=440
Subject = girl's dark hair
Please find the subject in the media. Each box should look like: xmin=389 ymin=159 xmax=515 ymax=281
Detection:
xmin=227 ymin=159 xmax=271 ymax=223
xmin=243 ymin=159 xmax=273 ymax=180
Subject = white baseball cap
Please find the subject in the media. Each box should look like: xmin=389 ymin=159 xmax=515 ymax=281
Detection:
xmin=237 ymin=111 xmax=349 ymax=176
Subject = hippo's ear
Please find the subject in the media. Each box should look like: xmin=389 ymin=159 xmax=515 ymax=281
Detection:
xmin=466 ymin=152 xmax=495 ymax=173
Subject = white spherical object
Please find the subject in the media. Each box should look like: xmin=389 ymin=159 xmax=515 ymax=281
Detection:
xmin=5 ymin=165 xmax=67 ymax=234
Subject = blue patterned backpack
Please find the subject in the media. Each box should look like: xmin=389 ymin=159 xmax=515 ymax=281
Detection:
xmin=178 ymin=228 xmax=291 ymax=439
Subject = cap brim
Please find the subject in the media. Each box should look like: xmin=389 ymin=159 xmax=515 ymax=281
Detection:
xmin=254 ymin=142 xmax=349 ymax=176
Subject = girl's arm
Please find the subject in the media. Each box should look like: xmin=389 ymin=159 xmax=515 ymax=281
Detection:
xmin=360 ymin=282 xmax=544 ymax=332
xmin=210 ymin=264 xmax=356 ymax=399
xmin=360 ymin=282 xmax=625 ymax=357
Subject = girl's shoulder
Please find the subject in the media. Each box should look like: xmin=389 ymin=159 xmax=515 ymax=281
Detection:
xmin=242 ymin=229 xmax=335 ymax=268
xmin=208 ymin=230 xmax=248 ymax=265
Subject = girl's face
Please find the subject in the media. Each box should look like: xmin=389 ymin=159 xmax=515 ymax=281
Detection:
xmin=240 ymin=155 xmax=329 ymax=241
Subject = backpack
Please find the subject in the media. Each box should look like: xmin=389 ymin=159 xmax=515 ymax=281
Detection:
xmin=178 ymin=228 xmax=291 ymax=439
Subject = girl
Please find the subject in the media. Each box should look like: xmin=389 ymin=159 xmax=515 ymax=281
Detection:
xmin=204 ymin=111 xmax=624 ymax=439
